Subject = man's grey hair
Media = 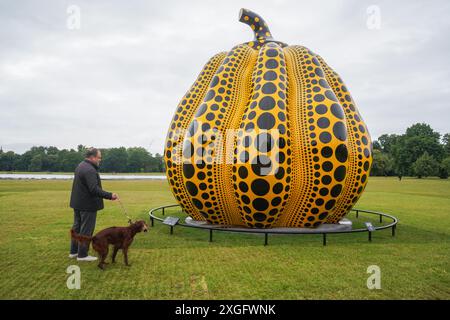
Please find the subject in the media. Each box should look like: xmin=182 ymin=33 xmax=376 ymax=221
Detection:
xmin=84 ymin=147 xmax=100 ymax=158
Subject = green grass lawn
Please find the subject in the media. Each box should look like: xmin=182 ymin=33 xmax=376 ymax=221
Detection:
xmin=0 ymin=177 xmax=449 ymax=299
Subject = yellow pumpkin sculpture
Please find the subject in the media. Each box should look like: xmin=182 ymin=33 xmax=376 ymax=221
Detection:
xmin=164 ymin=9 xmax=372 ymax=228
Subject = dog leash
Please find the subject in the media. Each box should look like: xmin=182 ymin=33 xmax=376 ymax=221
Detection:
xmin=117 ymin=199 xmax=133 ymax=225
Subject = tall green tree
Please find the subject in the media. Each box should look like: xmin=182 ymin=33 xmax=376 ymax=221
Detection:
xmin=377 ymin=134 xmax=400 ymax=154
xmin=29 ymin=154 xmax=43 ymax=172
xmin=102 ymin=147 xmax=128 ymax=172
xmin=59 ymin=149 xmax=83 ymax=172
xmin=0 ymin=151 xmax=19 ymax=171
xmin=392 ymin=123 xmax=444 ymax=175
xmin=439 ymin=156 xmax=450 ymax=179
xmin=412 ymin=152 xmax=439 ymax=178
xmin=371 ymin=149 xmax=394 ymax=176
xmin=127 ymin=147 xmax=151 ymax=172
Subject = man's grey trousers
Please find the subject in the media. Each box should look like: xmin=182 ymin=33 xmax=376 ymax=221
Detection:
xmin=70 ymin=210 xmax=97 ymax=258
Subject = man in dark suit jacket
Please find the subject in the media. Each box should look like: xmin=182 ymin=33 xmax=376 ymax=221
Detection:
xmin=69 ymin=147 xmax=118 ymax=261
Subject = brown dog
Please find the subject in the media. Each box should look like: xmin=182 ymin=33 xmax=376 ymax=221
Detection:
xmin=71 ymin=220 xmax=148 ymax=269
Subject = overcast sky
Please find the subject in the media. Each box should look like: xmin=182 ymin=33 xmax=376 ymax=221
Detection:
xmin=1 ymin=0 xmax=449 ymax=154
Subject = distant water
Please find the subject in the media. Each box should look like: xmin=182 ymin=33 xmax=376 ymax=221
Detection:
xmin=0 ymin=173 xmax=167 ymax=180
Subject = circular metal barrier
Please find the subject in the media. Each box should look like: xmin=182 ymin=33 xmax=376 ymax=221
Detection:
xmin=148 ymin=204 xmax=398 ymax=246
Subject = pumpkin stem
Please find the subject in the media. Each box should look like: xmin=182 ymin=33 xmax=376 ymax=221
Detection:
xmin=239 ymin=8 xmax=274 ymax=43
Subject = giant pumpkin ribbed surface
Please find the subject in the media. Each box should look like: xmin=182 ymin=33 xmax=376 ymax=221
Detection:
xmin=164 ymin=9 xmax=372 ymax=228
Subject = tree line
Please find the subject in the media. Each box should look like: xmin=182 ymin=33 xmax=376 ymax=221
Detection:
xmin=0 ymin=145 xmax=164 ymax=173
xmin=371 ymin=123 xmax=450 ymax=178
xmin=0 ymin=122 xmax=449 ymax=177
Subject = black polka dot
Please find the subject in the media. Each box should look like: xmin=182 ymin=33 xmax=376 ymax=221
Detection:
xmin=262 ymin=83 xmax=277 ymax=95
xmin=319 ymin=212 xmax=328 ymax=220
xmin=185 ymin=181 xmax=198 ymax=196
xmin=275 ymin=167 xmax=285 ymax=179
xmin=334 ymin=165 xmax=346 ymax=182
xmin=266 ymin=49 xmax=278 ymax=57
xmin=314 ymin=94 xmax=325 ymax=102
xmin=206 ymin=112 xmax=215 ymax=121
xmin=253 ymin=212 xmax=267 ymax=222
xmin=322 ymin=161 xmax=333 ymax=172
xmin=253 ymin=198 xmax=269 ymax=211
xmin=319 ymin=188 xmax=329 ymax=196
xmin=238 ymin=166 xmax=248 ymax=179
xmin=325 ymin=90 xmax=338 ymax=101
xmin=325 ymin=199 xmax=336 ymax=210
xmin=205 ymin=90 xmax=215 ymax=101
xmin=330 ymin=184 xmax=342 ymax=197
xmin=196 ymin=104 xmax=207 ymax=117
xmin=319 ymin=79 xmax=330 ymax=88
xmin=182 ymin=163 xmax=195 ymax=179
xmin=331 ymin=103 xmax=344 ymax=119
xmin=197 ymin=172 xmax=206 ymax=180
xmin=273 ymin=183 xmax=283 ymax=194
xmin=192 ymin=198 xmax=203 ymax=209
xmin=319 ymin=132 xmax=332 ymax=143
xmin=315 ymin=104 xmax=327 ymax=114
xmin=210 ymin=76 xmax=219 ymax=87
xmin=257 ymin=113 xmax=276 ymax=130
xmin=321 ymin=175 xmax=332 ymax=185
xmin=276 ymin=152 xmax=285 ymax=164
xmin=271 ymin=197 xmax=282 ymax=206
xmin=266 ymin=59 xmax=278 ymax=69
xmin=335 ymin=144 xmax=348 ymax=163
xmin=363 ymin=161 xmax=370 ymax=171
xmin=245 ymin=122 xmax=255 ymax=131
xmin=333 ymin=122 xmax=347 ymax=141
xmin=259 ymin=96 xmax=276 ymax=110
xmin=315 ymin=68 xmax=324 ymax=77
xmin=321 ymin=147 xmax=333 ymax=158
xmin=201 ymin=122 xmax=210 ymax=132
xmin=317 ymin=117 xmax=330 ymax=128
xmin=251 ymin=179 xmax=270 ymax=196
xmin=239 ymin=182 xmax=249 ymax=192
xmin=264 ymin=71 xmax=277 ymax=81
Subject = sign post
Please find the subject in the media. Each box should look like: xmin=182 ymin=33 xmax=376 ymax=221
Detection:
xmin=163 ymin=216 xmax=180 ymax=235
